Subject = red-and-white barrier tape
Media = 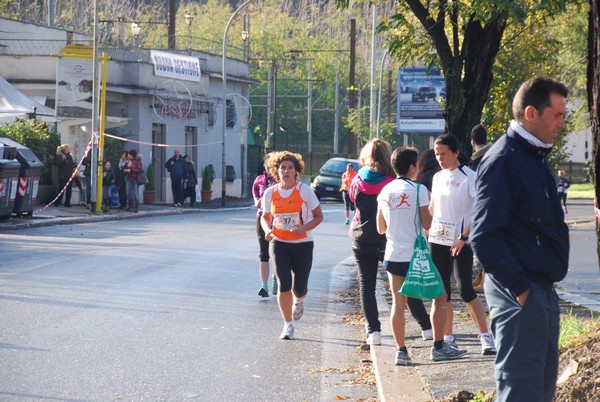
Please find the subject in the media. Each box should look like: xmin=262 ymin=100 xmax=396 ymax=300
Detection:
xmin=104 ymin=133 xmax=222 ymax=148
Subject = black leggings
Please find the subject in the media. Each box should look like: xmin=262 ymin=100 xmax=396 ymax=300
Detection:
xmin=256 ymin=218 xmax=270 ymax=262
xmin=269 ymin=240 xmax=313 ymax=297
xmin=353 ymin=243 xmax=431 ymax=333
xmin=430 ymin=242 xmax=477 ymax=303
xmin=342 ymin=190 xmax=354 ymax=211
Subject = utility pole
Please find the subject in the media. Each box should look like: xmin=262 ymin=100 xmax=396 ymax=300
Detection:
xmin=348 ymin=19 xmax=356 ymax=155
xmin=267 ymin=60 xmax=277 ymax=150
xmin=369 ymin=5 xmax=378 ymax=133
xmin=307 ymin=59 xmax=313 ymax=155
xmin=334 ymin=72 xmax=340 ymax=153
xmin=168 ymin=0 xmax=176 ymax=49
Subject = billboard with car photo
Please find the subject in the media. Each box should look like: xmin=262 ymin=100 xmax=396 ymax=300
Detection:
xmin=397 ymin=66 xmax=446 ymax=134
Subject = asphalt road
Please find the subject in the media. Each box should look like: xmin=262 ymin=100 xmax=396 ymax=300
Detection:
xmin=0 ymin=204 xmax=375 ymax=401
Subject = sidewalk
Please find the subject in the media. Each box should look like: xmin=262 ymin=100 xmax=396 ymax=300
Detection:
xmin=371 ymin=199 xmax=598 ymax=402
xmin=0 ymin=198 xmax=254 ymax=231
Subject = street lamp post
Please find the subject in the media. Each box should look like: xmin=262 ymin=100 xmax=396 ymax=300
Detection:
xmin=376 ymin=49 xmax=389 ymax=138
xmin=221 ymin=0 xmax=251 ymax=207
xmin=184 ymin=14 xmax=193 ymax=52
xmin=131 ymin=22 xmax=141 ymax=47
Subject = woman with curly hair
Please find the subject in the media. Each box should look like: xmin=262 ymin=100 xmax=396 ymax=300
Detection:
xmin=260 ymin=151 xmax=323 ymax=340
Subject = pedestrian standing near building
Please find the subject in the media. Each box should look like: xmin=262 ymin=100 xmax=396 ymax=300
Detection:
xmin=429 ymin=133 xmax=496 ymax=356
xmin=261 ymin=151 xmax=323 ymax=340
xmin=53 ymin=144 xmax=74 ymax=207
xmin=556 ymin=169 xmax=570 ymax=214
xmin=116 ymin=151 xmax=128 ymax=209
xmin=253 ymin=153 xmax=278 ymax=298
xmin=164 ymin=149 xmax=187 ymax=207
xmin=81 ymin=156 xmax=92 ymax=207
xmin=183 ymin=155 xmax=198 ymax=207
xmin=101 ymin=161 xmax=116 ymax=210
xmin=376 ymin=147 xmax=466 ymax=365
xmin=350 ymin=138 xmax=433 ymax=346
xmin=123 ymin=149 xmax=142 ymax=213
xmin=471 ymin=77 xmax=570 ymax=402
xmin=340 ymin=163 xmax=357 ymax=224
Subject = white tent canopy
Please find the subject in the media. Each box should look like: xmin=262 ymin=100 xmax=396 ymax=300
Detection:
xmin=0 ymin=75 xmax=56 ymax=123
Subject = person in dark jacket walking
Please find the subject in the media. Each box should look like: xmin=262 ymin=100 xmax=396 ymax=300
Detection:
xmin=53 ymin=144 xmax=75 ymax=207
xmin=471 ymin=77 xmax=570 ymax=402
xmin=165 ymin=149 xmax=187 ymax=207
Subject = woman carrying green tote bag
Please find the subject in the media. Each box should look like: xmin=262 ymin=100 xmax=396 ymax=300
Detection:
xmin=377 ymin=147 xmax=465 ymax=364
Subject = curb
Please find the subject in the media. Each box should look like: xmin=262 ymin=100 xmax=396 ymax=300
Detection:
xmin=370 ymin=274 xmax=432 ymax=402
xmin=0 ymin=205 xmax=253 ymax=231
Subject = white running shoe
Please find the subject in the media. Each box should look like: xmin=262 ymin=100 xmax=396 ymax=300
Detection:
xmin=480 ymin=333 xmax=497 ymax=355
xmin=280 ymin=323 xmax=294 ymax=340
xmin=421 ymin=329 xmax=433 ymax=340
xmin=367 ymin=331 xmax=381 ymax=346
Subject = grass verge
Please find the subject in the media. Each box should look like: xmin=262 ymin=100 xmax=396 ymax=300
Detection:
xmin=569 ymin=183 xmax=594 ymax=199
xmin=559 ymin=310 xmax=600 ymax=351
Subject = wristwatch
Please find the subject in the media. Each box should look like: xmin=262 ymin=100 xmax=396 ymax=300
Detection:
xmin=459 ymin=233 xmax=468 ymax=241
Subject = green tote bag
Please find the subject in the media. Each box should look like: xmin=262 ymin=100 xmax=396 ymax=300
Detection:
xmin=399 ymin=184 xmax=445 ymax=300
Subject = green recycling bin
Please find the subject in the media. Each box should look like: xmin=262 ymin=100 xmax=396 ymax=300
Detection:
xmin=0 ymin=138 xmax=44 ymax=217
xmin=0 ymin=145 xmax=21 ymax=219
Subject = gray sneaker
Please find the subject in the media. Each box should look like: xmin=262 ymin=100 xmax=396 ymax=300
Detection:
xmin=431 ymin=342 xmax=468 ymax=361
xmin=280 ymin=323 xmax=294 ymax=340
xmin=395 ymin=350 xmax=411 ymax=366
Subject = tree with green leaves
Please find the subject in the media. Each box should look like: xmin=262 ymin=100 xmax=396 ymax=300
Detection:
xmin=0 ymin=118 xmax=60 ymax=184
xmin=336 ymin=0 xmax=571 ymax=151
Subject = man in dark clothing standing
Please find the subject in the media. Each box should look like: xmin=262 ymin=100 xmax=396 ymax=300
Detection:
xmin=469 ymin=124 xmax=492 ymax=172
xmin=164 ymin=149 xmax=187 ymax=207
xmin=471 ymin=77 xmax=570 ymax=402
xmin=53 ymin=144 xmax=75 ymax=207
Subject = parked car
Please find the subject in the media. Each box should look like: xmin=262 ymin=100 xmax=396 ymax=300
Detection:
xmin=311 ymin=157 xmax=360 ymax=200
xmin=412 ymin=86 xmax=437 ymax=102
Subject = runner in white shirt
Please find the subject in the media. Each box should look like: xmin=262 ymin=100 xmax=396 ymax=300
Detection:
xmin=377 ymin=147 xmax=466 ymax=364
xmin=429 ymin=133 xmax=496 ymax=356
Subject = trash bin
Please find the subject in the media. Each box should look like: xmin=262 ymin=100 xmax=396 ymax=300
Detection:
xmin=0 ymin=145 xmax=21 ymax=219
xmin=0 ymin=138 xmax=44 ymax=217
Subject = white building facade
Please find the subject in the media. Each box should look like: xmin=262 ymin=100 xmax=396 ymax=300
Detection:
xmin=0 ymin=18 xmax=253 ymax=202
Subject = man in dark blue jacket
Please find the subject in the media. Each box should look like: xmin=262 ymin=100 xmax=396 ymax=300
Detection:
xmin=165 ymin=149 xmax=188 ymax=207
xmin=471 ymin=77 xmax=570 ymax=402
